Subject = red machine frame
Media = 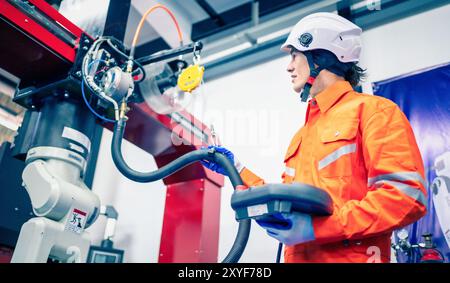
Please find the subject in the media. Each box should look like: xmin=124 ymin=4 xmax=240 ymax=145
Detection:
xmin=0 ymin=0 xmax=224 ymax=263
xmin=0 ymin=0 xmax=82 ymax=62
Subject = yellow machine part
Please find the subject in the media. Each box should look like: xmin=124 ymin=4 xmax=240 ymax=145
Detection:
xmin=177 ymin=64 xmax=205 ymax=92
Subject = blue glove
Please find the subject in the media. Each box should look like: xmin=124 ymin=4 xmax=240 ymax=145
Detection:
xmin=256 ymin=212 xmax=315 ymax=246
xmin=201 ymin=146 xmax=238 ymax=176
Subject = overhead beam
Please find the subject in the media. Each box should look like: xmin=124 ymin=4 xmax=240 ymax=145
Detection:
xmin=200 ymin=0 xmax=339 ymax=59
xmin=337 ymin=0 xmax=353 ymax=20
xmin=204 ymin=0 xmax=450 ymax=82
xmin=195 ymin=0 xmax=225 ymax=26
xmin=353 ymin=0 xmax=450 ymax=30
xmin=204 ymin=35 xmax=285 ymax=81
xmin=191 ymin=0 xmax=305 ymax=42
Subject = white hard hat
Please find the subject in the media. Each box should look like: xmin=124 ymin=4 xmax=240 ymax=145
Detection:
xmin=281 ymin=12 xmax=362 ymax=63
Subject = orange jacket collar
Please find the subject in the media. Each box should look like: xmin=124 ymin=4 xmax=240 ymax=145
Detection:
xmin=314 ymin=80 xmax=354 ymax=113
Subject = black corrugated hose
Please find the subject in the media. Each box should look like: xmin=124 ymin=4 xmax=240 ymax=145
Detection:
xmin=111 ymin=118 xmax=250 ymax=263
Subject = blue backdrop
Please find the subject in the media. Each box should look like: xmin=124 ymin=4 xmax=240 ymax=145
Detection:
xmin=373 ymin=62 xmax=450 ymax=263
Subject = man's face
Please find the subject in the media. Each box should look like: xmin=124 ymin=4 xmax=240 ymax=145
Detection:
xmin=286 ymin=49 xmax=310 ymax=93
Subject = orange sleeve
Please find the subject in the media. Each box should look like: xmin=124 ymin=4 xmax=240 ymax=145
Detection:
xmin=312 ymin=104 xmax=427 ymax=244
xmin=240 ymin=167 xmax=266 ymax=187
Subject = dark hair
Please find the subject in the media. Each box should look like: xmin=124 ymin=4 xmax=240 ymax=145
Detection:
xmin=345 ymin=64 xmax=367 ymax=87
xmin=308 ymin=49 xmax=367 ymax=87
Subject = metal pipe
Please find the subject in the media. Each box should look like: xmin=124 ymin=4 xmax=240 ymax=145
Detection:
xmin=111 ymin=118 xmax=250 ymax=263
xmin=252 ymin=0 xmax=260 ymax=27
xmin=136 ymin=41 xmax=203 ymax=66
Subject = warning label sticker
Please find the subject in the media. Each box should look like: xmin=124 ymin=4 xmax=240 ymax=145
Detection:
xmin=247 ymin=204 xmax=268 ymax=217
xmin=65 ymin=208 xmax=87 ymax=234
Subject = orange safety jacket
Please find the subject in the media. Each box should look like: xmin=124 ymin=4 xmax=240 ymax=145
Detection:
xmin=240 ymin=80 xmax=427 ymax=263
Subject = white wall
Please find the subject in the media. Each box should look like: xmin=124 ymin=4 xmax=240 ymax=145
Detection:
xmin=360 ymin=4 xmax=450 ymax=92
xmin=89 ymin=4 xmax=450 ymax=263
xmin=87 ymin=130 xmax=166 ymax=263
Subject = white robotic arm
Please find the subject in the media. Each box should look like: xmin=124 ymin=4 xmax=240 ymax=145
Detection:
xmin=12 ymin=147 xmax=100 ymax=263
xmin=431 ymin=152 xmax=450 ymax=248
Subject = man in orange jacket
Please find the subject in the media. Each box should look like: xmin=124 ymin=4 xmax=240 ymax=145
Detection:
xmin=202 ymin=12 xmax=427 ymax=263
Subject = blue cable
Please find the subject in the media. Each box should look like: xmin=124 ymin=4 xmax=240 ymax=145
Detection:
xmin=81 ymin=79 xmax=116 ymax=123
xmin=80 ymin=59 xmax=117 ymax=123
xmin=276 ymin=242 xmax=283 ymax=263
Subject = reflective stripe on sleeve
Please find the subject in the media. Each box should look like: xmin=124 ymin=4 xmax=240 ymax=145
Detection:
xmin=368 ymin=172 xmax=427 ymax=189
xmin=374 ymin=180 xmax=427 ymax=209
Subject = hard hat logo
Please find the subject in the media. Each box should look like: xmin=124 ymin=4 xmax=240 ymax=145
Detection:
xmin=299 ymin=33 xmax=313 ymax=48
